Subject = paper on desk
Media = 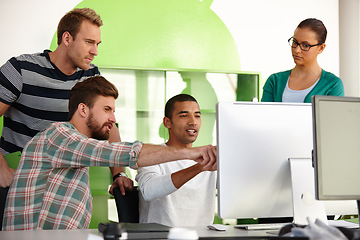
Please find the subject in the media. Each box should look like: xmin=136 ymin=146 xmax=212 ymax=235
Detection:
xmin=87 ymin=234 xmax=103 ymax=240
xmin=328 ymin=220 xmax=359 ymax=229
xmin=87 ymin=232 xmax=129 ymax=240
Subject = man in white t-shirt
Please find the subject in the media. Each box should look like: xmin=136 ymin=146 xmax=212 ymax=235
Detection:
xmin=136 ymin=94 xmax=217 ymax=227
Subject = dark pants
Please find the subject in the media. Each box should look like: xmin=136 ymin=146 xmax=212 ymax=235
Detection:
xmin=0 ymin=187 xmax=9 ymax=231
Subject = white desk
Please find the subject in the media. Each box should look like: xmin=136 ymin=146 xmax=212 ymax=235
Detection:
xmin=0 ymin=226 xmax=275 ymax=239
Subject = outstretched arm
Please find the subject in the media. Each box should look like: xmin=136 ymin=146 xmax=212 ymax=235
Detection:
xmin=136 ymin=144 xmax=216 ymax=169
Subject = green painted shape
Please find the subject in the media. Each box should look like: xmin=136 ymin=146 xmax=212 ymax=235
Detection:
xmin=4 ymin=151 xmax=21 ymax=169
xmin=89 ymin=195 xmax=110 ymax=229
xmin=89 ymin=166 xmax=112 ymax=195
xmin=236 ymin=74 xmax=260 ymax=101
xmin=50 ymin=0 xmax=241 ymax=71
xmin=180 ymin=72 xmax=217 ymax=146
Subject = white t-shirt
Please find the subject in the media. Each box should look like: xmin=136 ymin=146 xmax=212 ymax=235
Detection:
xmin=135 ymin=144 xmax=217 ymax=227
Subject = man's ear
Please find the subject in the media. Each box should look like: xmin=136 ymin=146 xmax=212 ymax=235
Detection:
xmin=62 ymin=31 xmax=72 ymax=47
xmin=163 ymin=117 xmax=172 ymax=129
xmin=78 ymin=103 xmax=88 ymax=118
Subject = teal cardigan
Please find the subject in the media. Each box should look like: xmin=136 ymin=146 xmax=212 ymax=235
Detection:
xmin=261 ymin=69 xmax=344 ymax=103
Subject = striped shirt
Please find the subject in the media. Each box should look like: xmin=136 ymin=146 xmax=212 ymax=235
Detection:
xmin=2 ymin=122 xmax=142 ymax=230
xmin=0 ymin=50 xmax=100 ymax=155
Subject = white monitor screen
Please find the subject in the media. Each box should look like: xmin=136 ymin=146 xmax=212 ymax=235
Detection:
xmin=313 ymin=95 xmax=360 ymax=201
xmin=216 ymin=101 xmax=357 ymax=220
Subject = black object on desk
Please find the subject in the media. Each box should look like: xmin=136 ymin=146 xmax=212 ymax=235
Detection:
xmin=98 ymin=222 xmax=122 ymax=240
xmin=98 ymin=222 xmax=170 ymax=239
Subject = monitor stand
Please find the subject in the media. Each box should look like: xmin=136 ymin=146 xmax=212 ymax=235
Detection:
xmin=288 ymin=158 xmax=328 ymax=225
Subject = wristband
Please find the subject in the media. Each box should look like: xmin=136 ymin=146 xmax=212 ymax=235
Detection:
xmin=113 ymin=172 xmax=127 ymax=182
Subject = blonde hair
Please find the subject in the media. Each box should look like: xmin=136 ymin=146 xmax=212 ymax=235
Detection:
xmin=57 ymin=8 xmax=103 ymax=45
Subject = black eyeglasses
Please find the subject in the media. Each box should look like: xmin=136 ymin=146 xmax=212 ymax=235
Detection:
xmin=288 ymin=37 xmax=323 ymax=51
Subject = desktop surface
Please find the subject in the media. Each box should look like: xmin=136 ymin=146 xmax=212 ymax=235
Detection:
xmin=0 ymin=225 xmax=306 ymax=240
xmin=4 ymin=225 xmax=360 ymax=239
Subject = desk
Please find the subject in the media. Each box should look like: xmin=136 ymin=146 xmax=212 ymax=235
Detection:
xmin=190 ymin=226 xmax=275 ymax=238
xmin=0 ymin=226 xmax=276 ymax=240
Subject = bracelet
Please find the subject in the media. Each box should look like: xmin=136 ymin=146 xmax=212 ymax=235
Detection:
xmin=112 ymin=172 xmax=127 ymax=182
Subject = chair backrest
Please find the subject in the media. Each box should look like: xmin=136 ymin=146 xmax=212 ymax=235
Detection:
xmin=113 ymin=186 xmax=139 ymax=223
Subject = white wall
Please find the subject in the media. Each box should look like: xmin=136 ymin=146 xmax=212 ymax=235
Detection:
xmin=0 ymin=0 xmax=81 ymax=66
xmin=212 ymin=0 xmax=339 ymax=82
xmin=340 ymin=0 xmax=360 ymax=97
xmin=0 ymin=0 xmax=341 ymax=90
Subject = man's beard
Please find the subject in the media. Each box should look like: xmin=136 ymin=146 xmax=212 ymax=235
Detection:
xmin=86 ymin=113 xmax=110 ymax=140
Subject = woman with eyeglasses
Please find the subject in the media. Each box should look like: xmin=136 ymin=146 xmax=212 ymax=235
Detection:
xmin=261 ymin=18 xmax=344 ymax=103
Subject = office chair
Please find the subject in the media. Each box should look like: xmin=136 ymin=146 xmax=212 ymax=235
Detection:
xmin=113 ymin=186 xmax=139 ymax=223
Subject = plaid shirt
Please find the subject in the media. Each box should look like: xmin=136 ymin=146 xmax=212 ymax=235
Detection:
xmin=2 ymin=122 xmax=142 ymax=231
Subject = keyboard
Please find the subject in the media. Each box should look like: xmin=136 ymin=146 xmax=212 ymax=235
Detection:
xmin=235 ymin=223 xmax=287 ymax=230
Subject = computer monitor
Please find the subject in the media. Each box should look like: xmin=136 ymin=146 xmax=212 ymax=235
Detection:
xmin=216 ymin=101 xmax=358 ymax=220
xmin=312 ymin=95 xmax=360 ymax=214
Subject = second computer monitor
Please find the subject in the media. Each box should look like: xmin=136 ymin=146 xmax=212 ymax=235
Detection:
xmin=312 ymin=96 xmax=360 ymax=201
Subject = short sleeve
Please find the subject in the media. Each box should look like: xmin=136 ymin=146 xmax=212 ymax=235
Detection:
xmin=0 ymin=57 xmax=23 ymax=105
